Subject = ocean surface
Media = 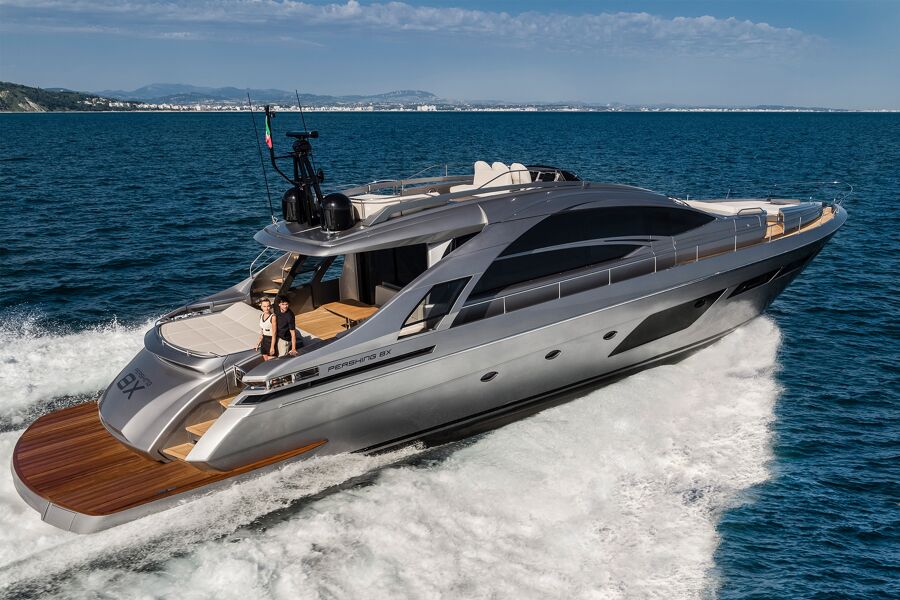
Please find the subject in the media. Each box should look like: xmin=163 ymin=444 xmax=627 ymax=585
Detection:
xmin=0 ymin=112 xmax=897 ymax=599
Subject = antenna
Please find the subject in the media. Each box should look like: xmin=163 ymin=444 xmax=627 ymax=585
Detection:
xmin=295 ymin=89 xmax=309 ymax=132
xmin=246 ymin=93 xmax=276 ymax=224
xmin=295 ymin=89 xmax=319 ymax=176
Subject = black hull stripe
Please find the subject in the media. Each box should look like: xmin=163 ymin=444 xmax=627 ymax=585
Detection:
xmin=242 ymin=346 xmax=436 ymax=404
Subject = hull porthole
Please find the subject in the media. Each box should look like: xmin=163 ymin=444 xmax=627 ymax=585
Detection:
xmin=480 ymin=371 xmax=499 ymax=382
xmin=545 ymin=350 xmax=562 ymax=360
xmin=603 ymin=331 xmax=617 ymax=340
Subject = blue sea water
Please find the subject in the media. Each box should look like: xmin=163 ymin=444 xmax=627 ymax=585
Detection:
xmin=0 ymin=112 xmax=897 ymax=598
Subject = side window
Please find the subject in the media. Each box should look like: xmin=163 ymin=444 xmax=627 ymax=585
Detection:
xmin=471 ymin=244 xmax=639 ymax=297
xmin=502 ymin=206 xmax=714 ymax=256
xmin=400 ymin=278 xmax=469 ymax=338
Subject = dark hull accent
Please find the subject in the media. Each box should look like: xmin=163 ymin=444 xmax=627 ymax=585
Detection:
xmin=609 ymin=289 xmax=726 ymax=357
xmin=729 ymin=269 xmax=780 ymax=298
xmin=244 ymin=345 xmax=436 ymax=404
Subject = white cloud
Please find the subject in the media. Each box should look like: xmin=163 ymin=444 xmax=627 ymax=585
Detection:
xmin=0 ymin=0 xmax=814 ymax=56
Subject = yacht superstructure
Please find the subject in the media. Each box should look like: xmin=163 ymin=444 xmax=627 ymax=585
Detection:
xmin=12 ymin=117 xmax=847 ymax=533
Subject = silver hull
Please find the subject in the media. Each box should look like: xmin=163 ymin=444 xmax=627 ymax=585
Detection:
xmin=207 ymin=238 xmax=827 ymax=465
xmin=12 ymin=174 xmax=846 ymax=532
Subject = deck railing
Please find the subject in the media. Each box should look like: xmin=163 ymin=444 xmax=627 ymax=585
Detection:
xmin=453 ymin=210 xmax=802 ymax=326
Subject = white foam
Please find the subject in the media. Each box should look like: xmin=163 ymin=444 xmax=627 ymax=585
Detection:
xmin=0 ymin=428 xmax=424 ymax=589
xmin=0 ymin=317 xmax=150 ymax=426
xmin=0 ymin=317 xmax=781 ymax=598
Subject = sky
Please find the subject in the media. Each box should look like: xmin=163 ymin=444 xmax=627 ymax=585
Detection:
xmin=1 ymin=0 xmax=898 ymax=109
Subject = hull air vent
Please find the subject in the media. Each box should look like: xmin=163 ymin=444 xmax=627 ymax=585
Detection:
xmin=610 ymin=289 xmax=725 ymax=357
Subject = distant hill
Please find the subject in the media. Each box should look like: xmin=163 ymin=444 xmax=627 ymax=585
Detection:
xmin=2 ymin=81 xmax=859 ymax=113
xmin=95 ymin=83 xmax=440 ymax=105
xmin=0 ymin=81 xmax=140 ymax=112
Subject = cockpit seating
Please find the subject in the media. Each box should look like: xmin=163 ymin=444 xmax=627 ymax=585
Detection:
xmin=450 ymin=160 xmax=527 ymax=194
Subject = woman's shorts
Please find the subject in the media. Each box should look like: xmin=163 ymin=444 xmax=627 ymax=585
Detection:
xmin=260 ymin=335 xmax=275 ymax=356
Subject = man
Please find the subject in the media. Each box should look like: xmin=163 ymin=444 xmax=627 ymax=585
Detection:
xmin=274 ymin=297 xmax=300 ymax=357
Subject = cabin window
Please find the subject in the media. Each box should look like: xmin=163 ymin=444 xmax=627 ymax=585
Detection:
xmin=471 ymin=244 xmax=640 ymax=298
xmin=400 ymin=277 xmax=469 ymax=338
xmin=501 ymin=206 xmax=714 ymax=257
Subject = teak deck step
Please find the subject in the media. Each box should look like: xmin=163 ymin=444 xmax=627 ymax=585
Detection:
xmin=185 ymin=419 xmax=216 ymax=438
xmin=12 ymin=402 xmax=327 ymax=517
xmin=272 ymin=277 xmax=285 ymax=284
xmin=218 ymin=396 xmax=236 ymax=408
xmin=162 ymin=442 xmax=194 ymax=461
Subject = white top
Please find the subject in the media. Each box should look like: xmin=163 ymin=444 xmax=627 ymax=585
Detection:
xmin=259 ymin=312 xmax=274 ymax=336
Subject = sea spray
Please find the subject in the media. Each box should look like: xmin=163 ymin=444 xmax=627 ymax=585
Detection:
xmin=0 ymin=436 xmax=425 ymax=596
xmin=0 ymin=316 xmax=150 ymax=428
xmin=0 ymin=317 xmax=781 ymax=599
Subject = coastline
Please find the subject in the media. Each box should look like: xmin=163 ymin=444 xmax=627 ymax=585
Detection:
xmin=3 ymin=108 xmax=898 ymax=114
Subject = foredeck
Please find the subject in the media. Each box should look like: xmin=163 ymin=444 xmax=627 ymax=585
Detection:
xmin=13 ymin=402 xmax=325 ymax=517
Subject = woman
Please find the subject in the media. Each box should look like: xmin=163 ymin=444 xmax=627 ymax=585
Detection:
xmin=255 ymin=297 xmax=277 ymax=360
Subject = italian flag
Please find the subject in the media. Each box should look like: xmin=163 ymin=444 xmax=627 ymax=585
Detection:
xmin=264 ymin=117 xmax=273 ymax=149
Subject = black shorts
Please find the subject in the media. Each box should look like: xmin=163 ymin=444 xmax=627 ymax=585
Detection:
xmin=260 ymin=335 xmax=275 ymax=356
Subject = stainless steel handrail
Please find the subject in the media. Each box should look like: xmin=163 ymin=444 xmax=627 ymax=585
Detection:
xmin=671 ymin=180 xmax=852 ymax=208
xmin=157 ymin=332 xmax=223 ymax=358
xmin=766 ymin=180 xmax=853 ymax=207
xmin=340 ymin=174 xmax=471 ymax=196
xmin=402 ymin=163 xmax=451 ymax=181
xmin=250 ymin=246 xmax=284 ymax=278
xmin=457 ymin=220 xmax=780 ymax=317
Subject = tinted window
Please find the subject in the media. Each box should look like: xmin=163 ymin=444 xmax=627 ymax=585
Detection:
xmin=502 ymin=206 xmax=714 ymax=256
xmin=471 ymin=244 xmax=639 ymax=297
xmin=400 ymin=278 xmax=470 ymax=337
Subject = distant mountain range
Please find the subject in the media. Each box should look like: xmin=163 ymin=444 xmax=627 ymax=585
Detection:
xmin=94 ymin=83 xmax=440 ymax=106
xmin=2 ymin=81 xmax=875 ymax=113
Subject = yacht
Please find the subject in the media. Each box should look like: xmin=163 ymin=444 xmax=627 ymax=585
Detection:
xmin=12 ymin=116 xmax=847 ymax=533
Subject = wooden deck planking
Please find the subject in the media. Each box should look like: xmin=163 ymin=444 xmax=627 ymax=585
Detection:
xmin=13 ymin=402 xmax=326 ymax=516
xmin=296 ymin=306 xmax=348 ymax=340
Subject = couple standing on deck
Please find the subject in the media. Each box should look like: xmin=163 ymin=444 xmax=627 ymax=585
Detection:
xmin=255 ymin=297 xmax=299 ymax=360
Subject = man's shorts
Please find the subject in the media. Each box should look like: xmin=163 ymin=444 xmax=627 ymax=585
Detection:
xmin=277 ymin=338 xmax=291 ymax=356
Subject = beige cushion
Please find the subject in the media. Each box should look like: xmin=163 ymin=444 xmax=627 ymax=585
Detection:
xmin=160 ymin=302 xmax=316 ymax=355
xmin=684 ymin=200 xmax=782 ymax=222
xmin=510 ymin=163 xmax=531 ymax=185
xmin=472 ymin=160 xmax=493 ymax=187
xmin=490 ymin=162 xmax=514 ymax=186
xmin=375 ymin=283 xmax=402 ymax=307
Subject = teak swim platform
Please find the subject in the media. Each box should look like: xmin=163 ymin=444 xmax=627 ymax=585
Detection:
xmin=11 ymin=116 xmax=848 ymax=532
xmin=13 ymin=402 xmax=325 ymax=531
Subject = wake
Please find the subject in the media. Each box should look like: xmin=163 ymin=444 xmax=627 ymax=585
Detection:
xmin=0 ymin=316 xmax=149 ymax=429
xmin=0 ymin=317 xmax=781 ymax=599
